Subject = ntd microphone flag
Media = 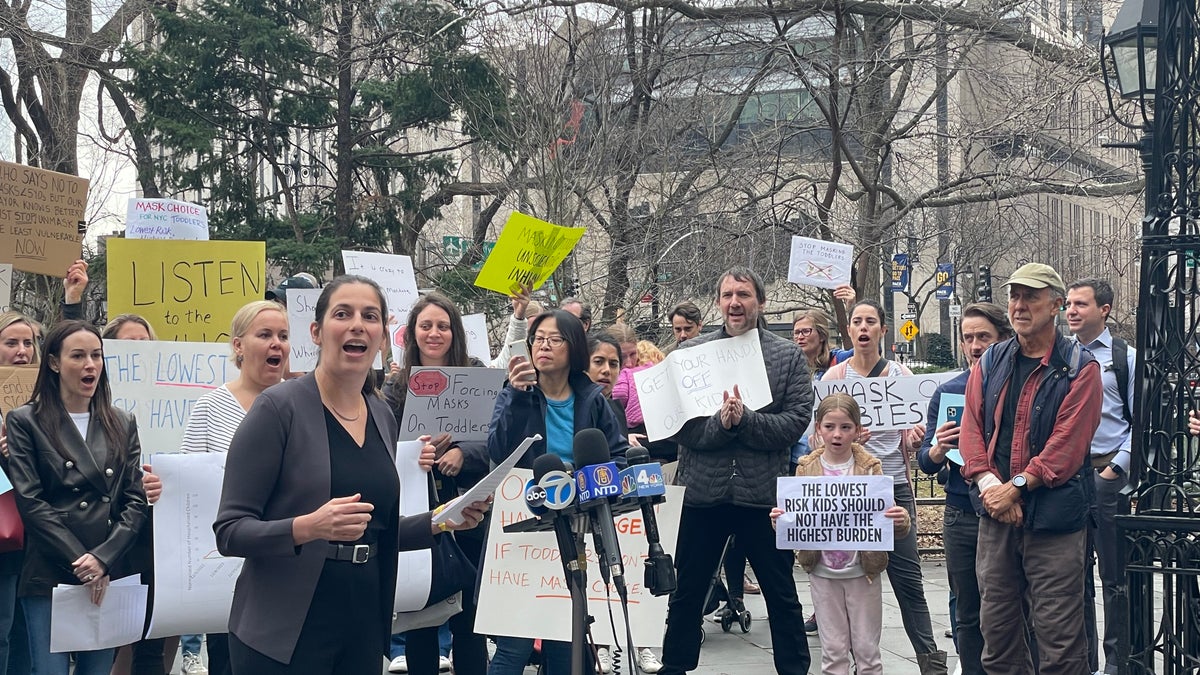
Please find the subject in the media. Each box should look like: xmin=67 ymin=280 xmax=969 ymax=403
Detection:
xmin=619 ymin=462 xmax=667 ymax=499
xmin=575 ymin=461 xmax=620 ymax=503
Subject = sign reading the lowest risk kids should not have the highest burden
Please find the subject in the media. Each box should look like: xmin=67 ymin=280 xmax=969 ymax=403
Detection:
xmin=105 ymin=239 xmax=266 ymax=343
xmin=103 ymin=340 xmax=236 ymax=456
xmin=634 ymin=329 xmax=772 ymax=442
xmin=775 ymin=475 xmax=896 ymax=551
xmin=0 ymin=160 xmax=88 ymax=278
xmin=787 ymin=236 xmax=854 ymax=289
xmin=473 ymin=212 xmax=585 ymax=295
xmin=399 ymin=367 xmax=507 ymax=441
xmin=125 ymin=198 xmax=209 ymax=241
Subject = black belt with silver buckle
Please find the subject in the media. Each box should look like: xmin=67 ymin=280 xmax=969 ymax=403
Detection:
xmin=326 ymin=543 xmax=377 ymax=564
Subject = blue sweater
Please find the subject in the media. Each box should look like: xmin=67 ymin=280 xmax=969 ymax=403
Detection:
xmin=916 ymin=370 xmax=971 ymax=511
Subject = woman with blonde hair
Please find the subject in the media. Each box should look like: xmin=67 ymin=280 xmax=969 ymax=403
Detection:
xmin=103 ymin=315 xmax=158 ymax=342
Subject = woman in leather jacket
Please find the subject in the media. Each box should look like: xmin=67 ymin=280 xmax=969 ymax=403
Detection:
xmin=3 ymin=320 xmax=149 ymax=675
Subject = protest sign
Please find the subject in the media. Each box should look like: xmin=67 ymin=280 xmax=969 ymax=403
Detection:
xmin=341 ymin=250 xmax=420 ymax=351
xmin=475 ymin=469 xmax=683 ymax=646
xmin=634 ymin=330 xmax=772 ymax=441
xmin=0 ymin=264 xmax=11 ymax=312
xmin=0 ymin=160 xmax=87 ymax=277
xmin=106 ymin=239 xmax=265 ymax=342
xmin=395 ymin=440 xmax=434 ymax=613
xmin=125 ymin=198 xmax=209 ymax=240
xmin=813 ymin=371 xmax=957 ymax=432
xmin=287 ymin=288 xmax=322 ymax=372
xmin=399 ymin=367 xmax=506 ymax=441
xmin=787 ymin=236 xmax=853 ymax=289
xmin=473 ymin=212 xmax=585 ymax=295
xmin=0 ymin=365 xmax=37 ymax=413
xmin=775 ymin=475 xmax=896 ymax=551
xmin=147 ymin=452 xmax=242 ymax=638
xmin=103 ymin=340 xmax=235 ymax=455
xmin=462 ymin=313 xmax=492 ymax=363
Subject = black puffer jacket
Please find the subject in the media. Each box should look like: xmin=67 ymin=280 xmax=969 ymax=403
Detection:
xmin=672 ymin=327 xmax=813 ymax=508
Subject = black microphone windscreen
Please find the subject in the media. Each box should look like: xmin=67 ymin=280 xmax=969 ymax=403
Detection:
xmin=572 ymin=428 xmax=611 ymax=467
xmin=532 ymin=453 xmax=566 ymax=481
xmin=626 ymin=446 xmax=651 ymax=466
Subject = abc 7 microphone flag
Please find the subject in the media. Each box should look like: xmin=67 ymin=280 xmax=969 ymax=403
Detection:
xmin=525 ymin=469 xmax=577 ymax=515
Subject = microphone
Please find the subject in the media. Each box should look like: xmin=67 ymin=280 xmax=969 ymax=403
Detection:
xmin=531 ymin=454 xmax=585 ymax=583
xmin=572 ymin=429 xmax=626 ymax=594
xmin=624 ymin=447 xmax=677 ymax=596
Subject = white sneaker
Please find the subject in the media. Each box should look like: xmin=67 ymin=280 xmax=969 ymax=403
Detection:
xmin=596 ymin=647 xmax=613 ymax=674
xmin=389 ymin=655 xmax=409 ymax=673
xmin=637 ymin=648 xmax=663 ymax=673
xmin=181 ymin=653 xmax=208 ymax=675
xmin=439 ymin=655 xmax=453 ymax=671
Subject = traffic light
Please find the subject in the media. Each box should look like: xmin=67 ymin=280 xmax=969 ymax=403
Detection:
xmin=978 ymin=265 xmax=992 ymax=302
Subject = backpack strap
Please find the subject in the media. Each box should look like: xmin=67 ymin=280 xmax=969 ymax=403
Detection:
xmin=867 ymin=358 xmax=890 ymax=378
xmin=1111 ymin=337 xmax=1133 ymax=424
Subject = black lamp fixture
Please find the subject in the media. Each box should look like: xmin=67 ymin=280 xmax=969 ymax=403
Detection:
xmin=1102 ymin=0 xmax=1159 ymax=126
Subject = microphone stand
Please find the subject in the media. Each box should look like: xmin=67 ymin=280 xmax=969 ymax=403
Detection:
xmin=558 ymin=513 xmax=591 ymax=675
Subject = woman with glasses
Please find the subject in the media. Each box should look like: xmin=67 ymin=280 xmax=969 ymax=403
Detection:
xmin=486 ymin=310 xmax=628 ymax=675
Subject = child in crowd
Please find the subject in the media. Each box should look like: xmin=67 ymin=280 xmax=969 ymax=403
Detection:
xmin=771 ymin=393 xmax=910 ymax=675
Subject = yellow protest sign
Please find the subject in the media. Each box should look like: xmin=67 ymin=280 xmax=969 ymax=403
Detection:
xmin=106 ymin=239 xmax=266 ymax=342
xmin=0 ymin=160 xmax=88 ymax=277
xmin=473 ymin=212 xmax=585 ymax=295
xmin=0 ymin=365 xmax=38 ymax=414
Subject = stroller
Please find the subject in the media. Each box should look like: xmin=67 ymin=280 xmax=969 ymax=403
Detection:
xmin=699 ymin=536 xmax=751 ymax=643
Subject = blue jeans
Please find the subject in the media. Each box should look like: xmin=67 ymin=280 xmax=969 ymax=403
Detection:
xmin=487 ymin=637 xmax=571 ymax=675
xmin=180 ymin=634 xmax=202 ymax=655
xmin=391 ymin=623 xmax=452 ymax=659
xmin=21 ymin=595 xmax=114 ymax=675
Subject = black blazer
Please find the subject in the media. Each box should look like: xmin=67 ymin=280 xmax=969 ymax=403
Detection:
xmin=214 ymin=373 xmax=435 ymax=665
xmin=3 ymin=405 xmax=148 ymax=596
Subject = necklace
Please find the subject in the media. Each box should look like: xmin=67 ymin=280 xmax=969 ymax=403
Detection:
xmin=327 ymin=397 xmax=363 ymax=422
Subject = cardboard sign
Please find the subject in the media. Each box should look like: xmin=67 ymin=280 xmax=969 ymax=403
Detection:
xmin=776 ymin=475 xmax=896 ymax=551
xmin=0 ymin=365 xmax=38 ymax=414
xmin=0 ymin=160 xmax=87 ymax=277
xmin=0 ymin=264 xmax=12 ymax=313
xmin=473 ymin=212 xmax=585 ymax=295
xmin=399 ymin=366 xmax=506 ymax=441
xmin=787 ymin=236 xmax=853 ymax=289
xmin=286 ymin=288 xmax=322 ymax=372
xmin=813 ymin=372 xmax=957 ymax=432
xmin=103 ymin=340 xmax=236 ymax=455
xmin=634 ymin=330 xmax=773 ymax=441
xmin=106 ymin=239 xmax=265 ymax=342
xmin=474 ymin=469 xmax=683 ymax=646
xmin=125 ymin=198 xmax=209 ymax=240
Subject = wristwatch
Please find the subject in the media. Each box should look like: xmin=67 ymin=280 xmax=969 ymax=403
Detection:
xmin=1107 ymin=462 xmax=1126 ymax=477
xmin=1011 ymin=474 xmax=1029 ymax=494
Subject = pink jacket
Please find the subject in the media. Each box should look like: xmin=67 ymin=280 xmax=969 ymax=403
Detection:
xmin=611 ymin=364 xmax=653 ymax=428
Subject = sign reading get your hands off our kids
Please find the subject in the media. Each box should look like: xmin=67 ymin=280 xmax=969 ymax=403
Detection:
xmin=473 ymin=212 xmax=585 ymax=295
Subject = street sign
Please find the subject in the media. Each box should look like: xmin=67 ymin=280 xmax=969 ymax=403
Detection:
xmin=900 ymin=312 xmax=917 ymax=321
xmin=900 ymin=320 xmax=920 ymax=341
xmin=949 ymin=304 xmax=962 ymax=318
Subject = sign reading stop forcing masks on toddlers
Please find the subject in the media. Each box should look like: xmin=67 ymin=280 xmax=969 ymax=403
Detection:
xmin=775 ymin=476 xmax=896 ymax=551
xmin=399 ymin=366 xmax=506 ymax=441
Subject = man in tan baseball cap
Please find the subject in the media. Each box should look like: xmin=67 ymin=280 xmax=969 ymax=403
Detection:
xmin=957 ymin=260 xmax=1102 ymax=672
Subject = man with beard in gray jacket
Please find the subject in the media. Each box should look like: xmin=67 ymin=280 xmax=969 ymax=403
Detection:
xmin=658 ymin=266 xmax=813 ymax=675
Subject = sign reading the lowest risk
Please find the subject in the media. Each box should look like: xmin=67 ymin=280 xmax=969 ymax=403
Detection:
xmin=775 ymin=475 xmax=896 ymax=551
xmin=473 ymin=212 xmax=585 ymax=295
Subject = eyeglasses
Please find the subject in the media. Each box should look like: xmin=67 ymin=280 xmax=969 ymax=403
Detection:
xmin=794 ymin=328 xmax=815 ymax=337
xmin=531 ymin=335 xmax=567 ymax=347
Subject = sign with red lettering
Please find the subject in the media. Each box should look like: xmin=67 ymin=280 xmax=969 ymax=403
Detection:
xmin=125 ymin=198 xmax=209 ymax=240
xmin=399 ymin=367 xmax=505 ymax=441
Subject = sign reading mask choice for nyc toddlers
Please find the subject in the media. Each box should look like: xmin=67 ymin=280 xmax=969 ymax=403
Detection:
xmin=634 ymin=329 xmax=772 ymax=442
xmin=812 ymin=371 xmax=958 ymax=432
xmin=775 ymin=476 xmax=896 ymax=552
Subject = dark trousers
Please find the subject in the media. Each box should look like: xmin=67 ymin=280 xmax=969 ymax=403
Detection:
xmin=944 ymin=506 xmax=983 ymax=675
xmin=407 ymin=531 xmax=487 ymax=675
xmin=722 ymin=536 xmax=746 ymax=602
xmin=660 ymin=504 xmax=810 ymax=675
xmin=889 ymin=483 xmax=939 ymax=656
xmin=977 ymin=516 xmax=1089 ymax=675
xmin=1085 ymin=469 xmax=1127 ymax=675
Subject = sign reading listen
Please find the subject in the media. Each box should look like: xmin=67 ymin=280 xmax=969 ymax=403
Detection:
xmin=106 ymin=239 xmax=265 ymax=342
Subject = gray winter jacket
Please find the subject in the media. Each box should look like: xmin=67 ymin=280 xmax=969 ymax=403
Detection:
xmin=671 ymin=327 xmax=813 ymax=508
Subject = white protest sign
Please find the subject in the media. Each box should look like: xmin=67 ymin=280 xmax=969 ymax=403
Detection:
xmin=775 ymin=475 xmax=895 ymax=551
xmin=475 ymin=469 xmax=683 ymax=647
xmin=0 ymin=264 xmax=10 ymax=312
xmin=400 ymin=367 xmax=506 ymax=441
xmin=395 ymin=440 xmax=434 ymax=612
xmin=634 ymin=329 xmax=772 ymax=442
xmin=341 ymin=250 xmax=420 ymax=351
xmin=462 ymin=313 xmax=492 ymax=363
xmin=147 ymin=452 xmax=242 ymax=637
xmin=287 ymin=288 xmax=322 ymax=372
xmin=787 ymin=236 xmax=853 ymax=289
xmin=125 ymin=198 xmax=209 ymax=240
xmin=813 ymin=371 xmax=958 ymax=432
xmin=103 ymin=340 xmax=236 ymax=455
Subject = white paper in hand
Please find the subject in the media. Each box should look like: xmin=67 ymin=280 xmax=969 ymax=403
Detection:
xmin=432 ymin=434 xmax=542 ymax=526
xmin=51 ymin=576 xmax=147 ymax=653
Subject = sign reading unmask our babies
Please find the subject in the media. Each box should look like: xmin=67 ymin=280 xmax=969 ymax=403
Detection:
xmin=775 ymin=475 xmax=896 ymax=551
xmin=634 ymin=330 xmax=772 ymax=442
